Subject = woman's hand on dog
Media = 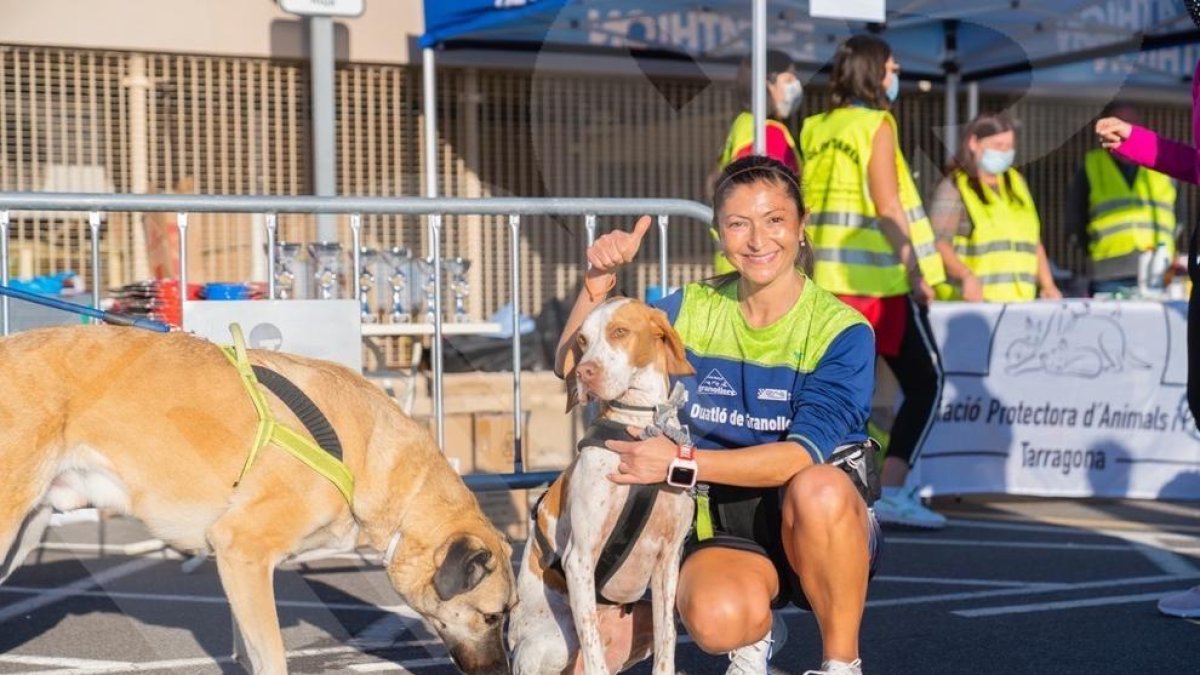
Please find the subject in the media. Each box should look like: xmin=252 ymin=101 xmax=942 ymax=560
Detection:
xmin=607 ymin=428 xmax=677 ymax=485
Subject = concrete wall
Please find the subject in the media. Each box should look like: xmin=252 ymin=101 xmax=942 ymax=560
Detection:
xmin=0 ymin=0 xmax=424 ymax=63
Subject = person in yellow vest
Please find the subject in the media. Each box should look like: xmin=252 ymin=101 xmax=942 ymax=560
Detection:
xmin=800 ymin=35 xmax=947 ymax=529
xmin=1067 ymin=101 xmax=1182 ymax=296
xmin=929 ymin=112 xmax=1062 ymax=302
xmin=711 ymin=49 xmax=804 ymax=273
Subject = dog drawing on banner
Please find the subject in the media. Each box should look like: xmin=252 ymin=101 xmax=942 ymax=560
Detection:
xmin=1004 ymin=303 xmax=1152 ymax=378
xmin=0 ymin=326 xmax=514 ymax=675
xmin=509 ymin=298 xmax=695 ymax=675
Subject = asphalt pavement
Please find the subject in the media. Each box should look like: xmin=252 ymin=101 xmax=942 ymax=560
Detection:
xmin=1 ymin=496 xmax=1198 ymax=674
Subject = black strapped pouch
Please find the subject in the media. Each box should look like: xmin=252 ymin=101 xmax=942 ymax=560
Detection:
xmin=827 ymin=438 xmax=882 ymax=506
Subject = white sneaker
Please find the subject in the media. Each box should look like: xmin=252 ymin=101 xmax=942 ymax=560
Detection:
xmin=725 ymin=612 xmax=787 ymax=675
xmin=872 ymin=486 xmax=946 ymax=529
xmin=1157 ymin=585 xmax=1200 ymax=618
xmin=805 ymin=658 xmax=863 ymax=675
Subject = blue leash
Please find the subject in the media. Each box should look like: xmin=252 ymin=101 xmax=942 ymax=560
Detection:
xmin=0 ymin=284 xmax=171 ymax=333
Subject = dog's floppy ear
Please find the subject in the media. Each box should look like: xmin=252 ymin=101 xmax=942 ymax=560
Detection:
xmin=649 ymin=309 xmax=694 ymax=376
xmin=433 ymin=536 xmax=494 ymax=601
xmin=560 ymin=337 xmax=584 ymax=414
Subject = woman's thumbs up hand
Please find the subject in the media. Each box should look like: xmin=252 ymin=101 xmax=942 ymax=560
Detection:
xmin=586 ymin=215 xmax=652 ymax=274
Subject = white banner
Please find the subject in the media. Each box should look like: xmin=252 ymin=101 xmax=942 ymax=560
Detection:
xmin=810 ymin=0 xmax=886 ymax=23
xmin=910 ymin=300 xmax=1200 ymax=500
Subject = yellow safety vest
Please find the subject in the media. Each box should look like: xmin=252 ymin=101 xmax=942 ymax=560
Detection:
xmin=1083 ymin=149 xmax=1177 ymax=262
xmin=718 ymin=111 xmax=802 ymax=170
xmin=712 ymin=113 xmax=802 ymax=275
xmin=799 ymin=107 xmax=945 ymax=296
xmin=948 ymin=169 xmax=1041 ymax=302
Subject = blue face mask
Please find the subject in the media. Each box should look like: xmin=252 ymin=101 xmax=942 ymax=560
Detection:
xmin=979 ymin=148 xmax=1016 ymax=175
xmin=885 ymin=75 xmax=899 ymax=103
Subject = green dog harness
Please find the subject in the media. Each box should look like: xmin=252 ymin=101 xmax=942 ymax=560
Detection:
xmin=221 ymin=323 xmax=355 ymax=505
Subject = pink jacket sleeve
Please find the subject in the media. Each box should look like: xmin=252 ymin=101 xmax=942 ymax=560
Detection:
xmin=1111 ymin=59 xmax=1200 ymax=186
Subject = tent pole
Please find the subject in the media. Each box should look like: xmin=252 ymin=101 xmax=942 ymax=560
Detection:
xmin=943 ymin=20 xmax=960 ymax=163
xmin=967 ymin=81 xmax=979 ymax=121
xmin=945 ymin=75 xmax=959 ymax=162
xmin=423 ymin=49 xmax=439 ymax=200
xmin=311 ymin=16 xmax=337 ymax=242
xmin=422 ymin=46 xmax=446 ymax=450
xmin=751 ymin=0 xmax=767 ymax=154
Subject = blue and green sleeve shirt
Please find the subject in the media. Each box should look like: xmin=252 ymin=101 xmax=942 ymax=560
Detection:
xmin=653 ymin=279 xmax=874 ymax=463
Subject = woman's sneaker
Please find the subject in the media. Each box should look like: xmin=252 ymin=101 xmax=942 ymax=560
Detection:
xmin=1157 ymin=585 xmax=1200 ymax=618
xmin=805 ymin=659 xmax=863 ymax=675
xmin=872 ymin=486 xmax=945 ymax=529
xmin=725 ymin=612 xmax=788 ymax=675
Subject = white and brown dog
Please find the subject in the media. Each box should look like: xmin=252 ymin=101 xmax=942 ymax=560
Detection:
xmin=0 ymin=326 xmax=514 ymax=675
xmin=508 ymin=298 xmax=696 ymax=675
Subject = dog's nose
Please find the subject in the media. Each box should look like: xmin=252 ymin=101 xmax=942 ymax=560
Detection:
xmin=575 ymin=361 xmax=599 ymax=384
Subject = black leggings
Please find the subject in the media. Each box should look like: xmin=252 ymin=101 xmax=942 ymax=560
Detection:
xmin=882 ymin=297 xmax=944 ymax=466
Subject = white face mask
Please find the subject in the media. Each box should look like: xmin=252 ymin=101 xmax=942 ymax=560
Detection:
xmin=979 ymin=148 xmax=1015 ymax=175
xmin=774 ymin=79 xmax=804 ymax=118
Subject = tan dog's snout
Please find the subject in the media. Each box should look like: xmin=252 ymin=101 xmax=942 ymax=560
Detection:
xmin=574 ymin=360 xmax=602 ymax=387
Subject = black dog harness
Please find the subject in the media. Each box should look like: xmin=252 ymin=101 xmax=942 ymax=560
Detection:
xmin=531 ymin=418 xmax=662 ymax=606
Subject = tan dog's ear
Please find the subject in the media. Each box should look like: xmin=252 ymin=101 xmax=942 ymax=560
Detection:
xmin=433 ymin=535 xmax=494 ymax=601
xmin=560 ymin=337 xmax=583 ymax=413
xmin=649 ymin=309 xmax=694 ymax=376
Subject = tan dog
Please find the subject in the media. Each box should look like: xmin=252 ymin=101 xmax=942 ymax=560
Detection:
xmin=0 ymin=326 xmax=514 ymax=675
xmin=509 ymin=298 xmax=695 ymax=675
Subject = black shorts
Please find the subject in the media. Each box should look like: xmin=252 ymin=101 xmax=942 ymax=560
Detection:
xmin=682 ymin=485 xmax=883 ymax=610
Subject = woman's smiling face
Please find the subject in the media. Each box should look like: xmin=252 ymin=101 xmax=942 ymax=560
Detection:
xmin=717 ymin=179 xmax=805 ymax=287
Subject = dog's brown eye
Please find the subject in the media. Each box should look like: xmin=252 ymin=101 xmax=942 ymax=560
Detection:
xmin=612 ymin=327 xmax=629 ymax=339
xmin=483 ymin=612 xmax=504 ymax=626
xmin=576 ymin=334 xmax=589 ymax=348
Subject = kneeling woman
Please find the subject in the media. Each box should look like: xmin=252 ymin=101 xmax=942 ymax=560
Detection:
xmin=930 ymin=112 xmax=1061 ymax=301
xmin=554 ymin=156 xmax=881 ymax=675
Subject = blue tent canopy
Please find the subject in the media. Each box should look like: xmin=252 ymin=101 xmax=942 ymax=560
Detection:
xmin=421 ymin=1 xmax=1199 ymax=89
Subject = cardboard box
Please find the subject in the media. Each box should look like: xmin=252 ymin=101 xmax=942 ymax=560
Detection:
xmin=473 ymin=413 xmax=523 ymax=474
xmin=405 ymin=372 xmax=580 ymax=539
xmin=525 ymin=406 xmax=578 ymax=471
xmin=435 ymin=413 xmax=475 ymax=475
xmin=475 ymin=489 xmax=530 ymax=540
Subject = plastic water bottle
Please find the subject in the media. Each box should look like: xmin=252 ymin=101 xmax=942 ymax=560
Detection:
xmin=1149 ymin=244 xmax=1171 ymax=291
xmin=1137 ymin=249 xmax=1154 ymax=293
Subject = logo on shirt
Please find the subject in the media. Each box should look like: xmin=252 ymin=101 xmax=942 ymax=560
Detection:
xmin=757 ymin=388 xmax=790 ymax=402
xmin=696 ymin=369 xmax=737 ymax=397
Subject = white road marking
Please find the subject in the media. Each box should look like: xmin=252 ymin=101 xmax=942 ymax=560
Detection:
xmin=947 ymin=509 xmax=1200 ymax=534
xmin=0 ymin=644 xmax=453 ymax=675
xmin=0 ymin=654 xmax=130 ymax=668
xmin=945 ymin=518 xmax=1092 ymax=534
xmin=350 ymin=662 xmax=416 ymax=672
xmin=885 ymin=536 xmax=1133 ymax=551
xmin=354 ymin=605 xmax=429 ymax=645
xmin=36 ymin=541 xmax=174 ymax=557
xmin=872 ymin=575 xmax=1057 ymax=588
xmin=796 ymin=574 xmax=1200 ymax=611
xmin=953 ymin=591 xmax=1167 ymax=617
xmin=0 ymin=558 xmax=160 ymax=624
xmin=1096 ymin=529 xmax=1200 ymax=577
xmin=47 ymin=509 xmax=100 ymax=526
xmin=0 ymin=585 xmax=407 ymax=613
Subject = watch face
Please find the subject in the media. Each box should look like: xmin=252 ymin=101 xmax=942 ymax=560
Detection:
xmin=669 ymin=465 xmax=697 ymax=486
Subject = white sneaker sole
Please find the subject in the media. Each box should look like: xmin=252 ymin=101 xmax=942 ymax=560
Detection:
xmin=872 ymin=512 xmax=946 ymax=530
xmin=1158 ymin=604 xmax=1200 ymax=618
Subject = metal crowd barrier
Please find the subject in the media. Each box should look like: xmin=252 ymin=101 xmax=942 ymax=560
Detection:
xmin=0 ymin=193 xmax=713 ymax=492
